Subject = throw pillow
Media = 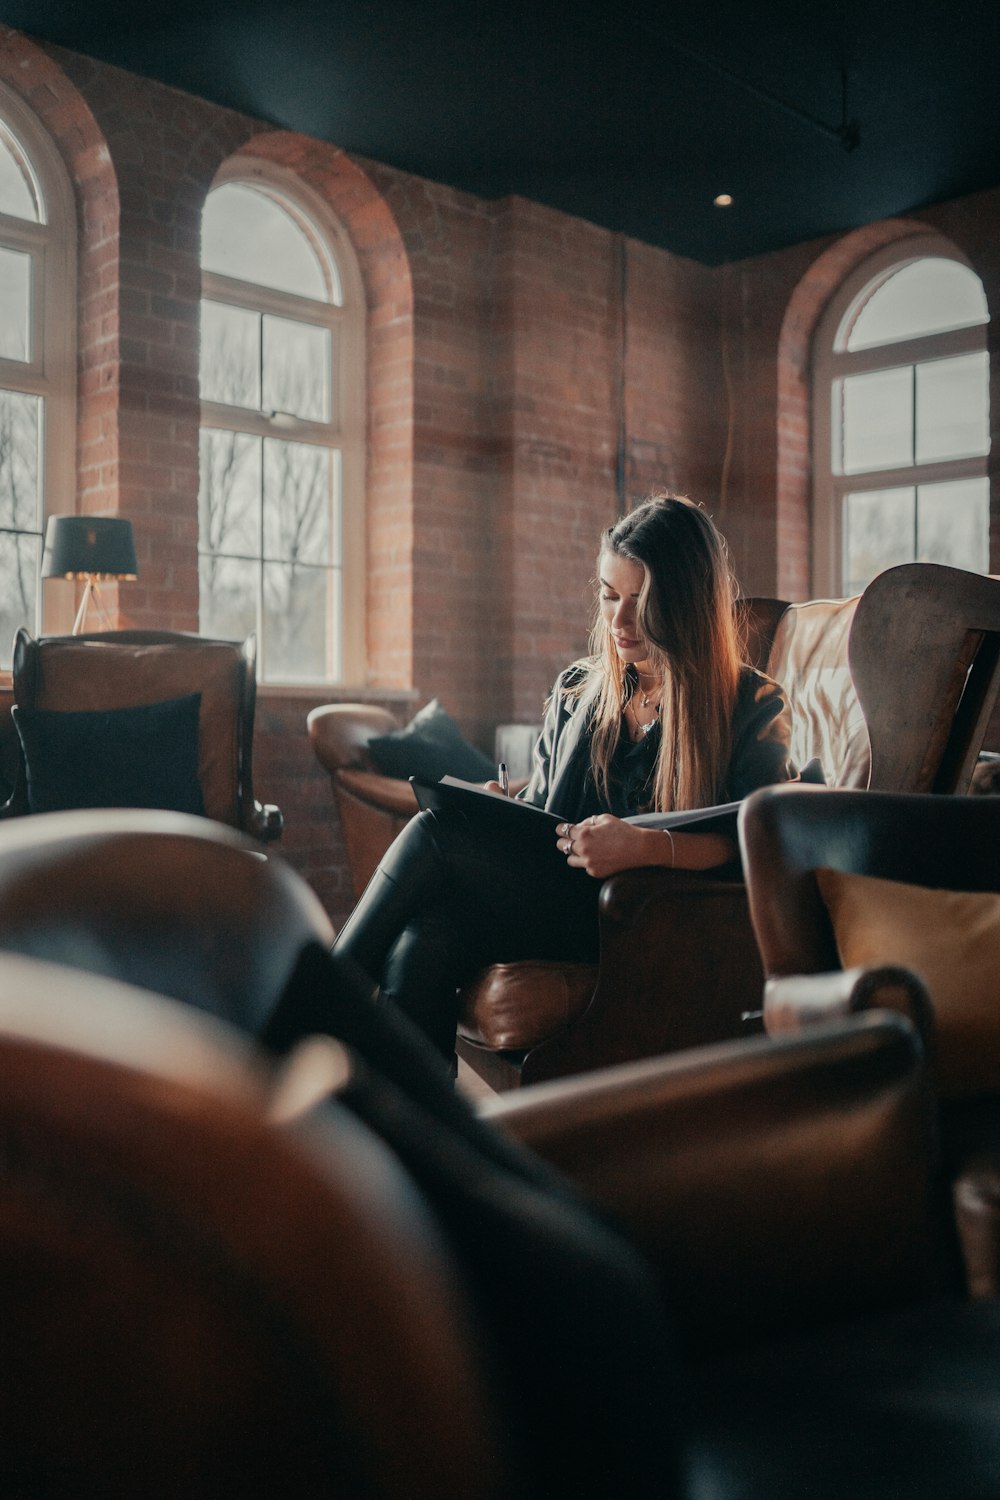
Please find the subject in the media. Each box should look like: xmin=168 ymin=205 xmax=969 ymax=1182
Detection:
xmin=816 ymin=866 xmax=1000 ymax=1099
xmin=367 ymin=698 xmax=494 ymax=783
xmin=13 ymin=692 xmax=205 ymax=816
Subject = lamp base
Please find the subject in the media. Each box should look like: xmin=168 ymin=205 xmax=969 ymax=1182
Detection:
xmin=72 ymin=576 xmax=114 ymax=635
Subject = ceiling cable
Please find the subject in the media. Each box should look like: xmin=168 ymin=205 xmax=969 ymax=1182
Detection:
xmin=651 ymin=31 xmax=861 ymax=152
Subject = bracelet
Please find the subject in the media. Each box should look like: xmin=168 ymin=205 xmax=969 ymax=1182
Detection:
xmin=662 ymin=828 xmax=675 ymax=869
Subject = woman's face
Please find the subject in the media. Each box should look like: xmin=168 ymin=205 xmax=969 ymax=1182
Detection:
xmin=599 ymin=551 xmax=651 ymax=666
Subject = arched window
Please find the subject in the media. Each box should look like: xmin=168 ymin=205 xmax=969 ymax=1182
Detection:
xmin=812 ymin=237 xmax=989 ymax=596
xmin=0 ymin=86 xmax=75 ymax=666
xmin=199 ymin=166 xmax=364 ymax=684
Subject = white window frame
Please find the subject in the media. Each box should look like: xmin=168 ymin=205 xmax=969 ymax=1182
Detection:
xmin=811 ymin=235 xmax=989 ymax=597
xmin=199 ymin=157 xmax=365 ymax=685
xmin=0 ymin=82 xmax=77 ymax=644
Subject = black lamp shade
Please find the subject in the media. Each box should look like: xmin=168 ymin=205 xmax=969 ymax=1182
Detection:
xmin=41 ymin=516 xmax=138 ymax=580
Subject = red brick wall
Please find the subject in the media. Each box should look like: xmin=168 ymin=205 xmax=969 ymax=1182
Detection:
xmin=3 ymin=23 xmax=999 ymax=926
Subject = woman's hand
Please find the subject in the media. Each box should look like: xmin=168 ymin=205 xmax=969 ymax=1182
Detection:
xmin=554 ymin=815 xmax=735 ymax=878
xmin=555 ymin=814 xmax=657 ymax=878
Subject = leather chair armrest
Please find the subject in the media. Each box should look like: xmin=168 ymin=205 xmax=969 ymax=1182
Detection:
xmin=336 ymin=768 xmax=420 ymax=817
xmin=484 ymin=1011 xmax=957 ymax=1354
xmin=515 ymin=869 xmax=764 ymax=1085
xmin=764 ymin=965 xmax=936 ymax=1056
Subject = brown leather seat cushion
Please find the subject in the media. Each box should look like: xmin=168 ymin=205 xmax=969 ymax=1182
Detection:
xmin=458 ymin=961 xmax=597 ymax=1051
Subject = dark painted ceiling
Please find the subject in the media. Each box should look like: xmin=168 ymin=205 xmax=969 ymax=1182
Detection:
xmin=2 ymin=0 xmax=999 ymax=264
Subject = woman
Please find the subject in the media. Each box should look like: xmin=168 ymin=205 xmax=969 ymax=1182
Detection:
xmin=333 ymin=493 xmax=793 ymax=1066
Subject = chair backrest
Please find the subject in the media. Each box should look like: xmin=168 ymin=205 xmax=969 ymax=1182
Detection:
xmin=744 ymin=564 xmax=1000 ymax=794
xmin=739 ymin=784 xmax=1000 ymax=979
xmin=9 ymin=628 xmax=281 ymax=837
xmin=847 ymin=563 xmax=1000 ymax=794
xmin=0 ymin=952 xmax=513 ymax=1497
xmin=0 ymin=809 xmax=333 ymax=1036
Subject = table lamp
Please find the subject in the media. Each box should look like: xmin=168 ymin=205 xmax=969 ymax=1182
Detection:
xmin=41 ymin=515 xmax=138 ymax=634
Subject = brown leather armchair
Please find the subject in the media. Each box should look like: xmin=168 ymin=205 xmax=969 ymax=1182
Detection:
xmin=457 ymin=562 xmax=1000 ymax=1089
xmin=307 ymin=703 xmax=423 ymax=899
xmin=307 ymin=702 xmax=535 ymax=901
xmin=2 ymin=628 xmax=282 ymax=840
xmin=278 ymin=994 xmax=1000 ymax=1498
xmin=739 ymin=782 xmax=1000 ymax=1296
xmin=484 ymin=1011 xmax=1000 ymax=1498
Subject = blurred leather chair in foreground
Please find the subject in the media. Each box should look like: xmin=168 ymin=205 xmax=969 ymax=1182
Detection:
xmin=0 ymin=954 xmax=514 ymax=1498
xmin=1 ymin=628 xmax=282 ymax=841
xmin=457 ymin=562 xmax=1000 ymax=1089
xmin=484 ymin=1012 xmax=1000 ymax=1497
xmin=284 ymin=982 xmax=1000 ymax=1499
xmin=739 ymin=782 xmax=1000 ymax=1295
xmin=0 ymin=808 xmax=331 ymax=1034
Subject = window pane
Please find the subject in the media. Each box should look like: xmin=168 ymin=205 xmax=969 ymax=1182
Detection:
xmin=0 ymin=246 xmax=31 ymax=362
xmin=839 ymin=367 xmax=912 ymax=474
xmin=915 ymin=352 xmax=990 ymax=464
xmin=0 ymin=390 xmax=40 ymax=529
xmin=198 ymin=552 xmax=257 ymax=642
xmin=263 ymin=560 xmax=335 ymax=681
xmin=263 ymin=439 xmax=334 ymax=565
xmin=0 ymin=130 xmax=41 ymax=222
xmin=262 ymin=316 xmax=331 ymax=422
xmin=844 ymin=259 xmax=988 ymax=350
xmin=917 ymin=478 xmax=989 ymax=573
xmin=843 ymin=486 xmax=915 ymax=596
xmin=202 ymin=183 xmax=331 ymax=302
xmin=200 ymin=301 xmax=260 ymax=409
xmin=199 ymin=428 xmax=261 ymax=556
xmin=0 ymin=530 xmax=38 ymax=667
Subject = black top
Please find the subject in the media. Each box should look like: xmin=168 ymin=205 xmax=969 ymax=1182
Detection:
xmin=523 ymin=661 xmax=794 ymax=823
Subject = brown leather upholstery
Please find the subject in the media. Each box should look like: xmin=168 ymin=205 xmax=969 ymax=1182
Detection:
xmin=459 ymin=960 xmax=598 ymax=1051
xmin=0 ymin=953 xmax=513 ymax=1497
xmin=490 ymin=1015 xmax=1000 ymax=1500
xmin=459 ymin=563 xmax=1000 ymax=1089
xmin=0 ymin=808 xmax=332 ymax=1035
xmin=307 ymin=702 xmax=419 ymax=898
xmin=486 ymin=1010 xmax=957 ymax=1352
xmin=3 ymin=628 xmax=282 ymax=840
xmin=739 ymin=783 xmax=1000 ymax=1296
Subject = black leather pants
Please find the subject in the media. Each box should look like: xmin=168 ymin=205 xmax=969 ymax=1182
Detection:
xmin=333 ymin=807 xmax=602 ymax=1060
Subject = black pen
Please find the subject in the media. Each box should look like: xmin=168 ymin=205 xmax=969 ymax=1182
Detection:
xmin=498 ymin=761 xmax=509 ymax=795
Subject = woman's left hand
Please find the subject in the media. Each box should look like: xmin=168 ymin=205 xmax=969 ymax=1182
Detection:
xmin=554 ymin=814 xmax=654 ymax=879
xmin=555 ymin=815 xmax=736 ymax=878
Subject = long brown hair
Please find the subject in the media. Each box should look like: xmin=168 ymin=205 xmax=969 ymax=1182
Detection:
xmin=588 ymin=493 xmax=745 ymax=811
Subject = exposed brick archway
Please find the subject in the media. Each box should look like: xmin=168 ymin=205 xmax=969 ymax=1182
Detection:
xmin=775 ymin=216 xmax=931 ymax=598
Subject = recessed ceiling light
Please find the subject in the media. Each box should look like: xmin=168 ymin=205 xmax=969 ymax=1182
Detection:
xmin=714 ymin=193 xmax=733 ymax=207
